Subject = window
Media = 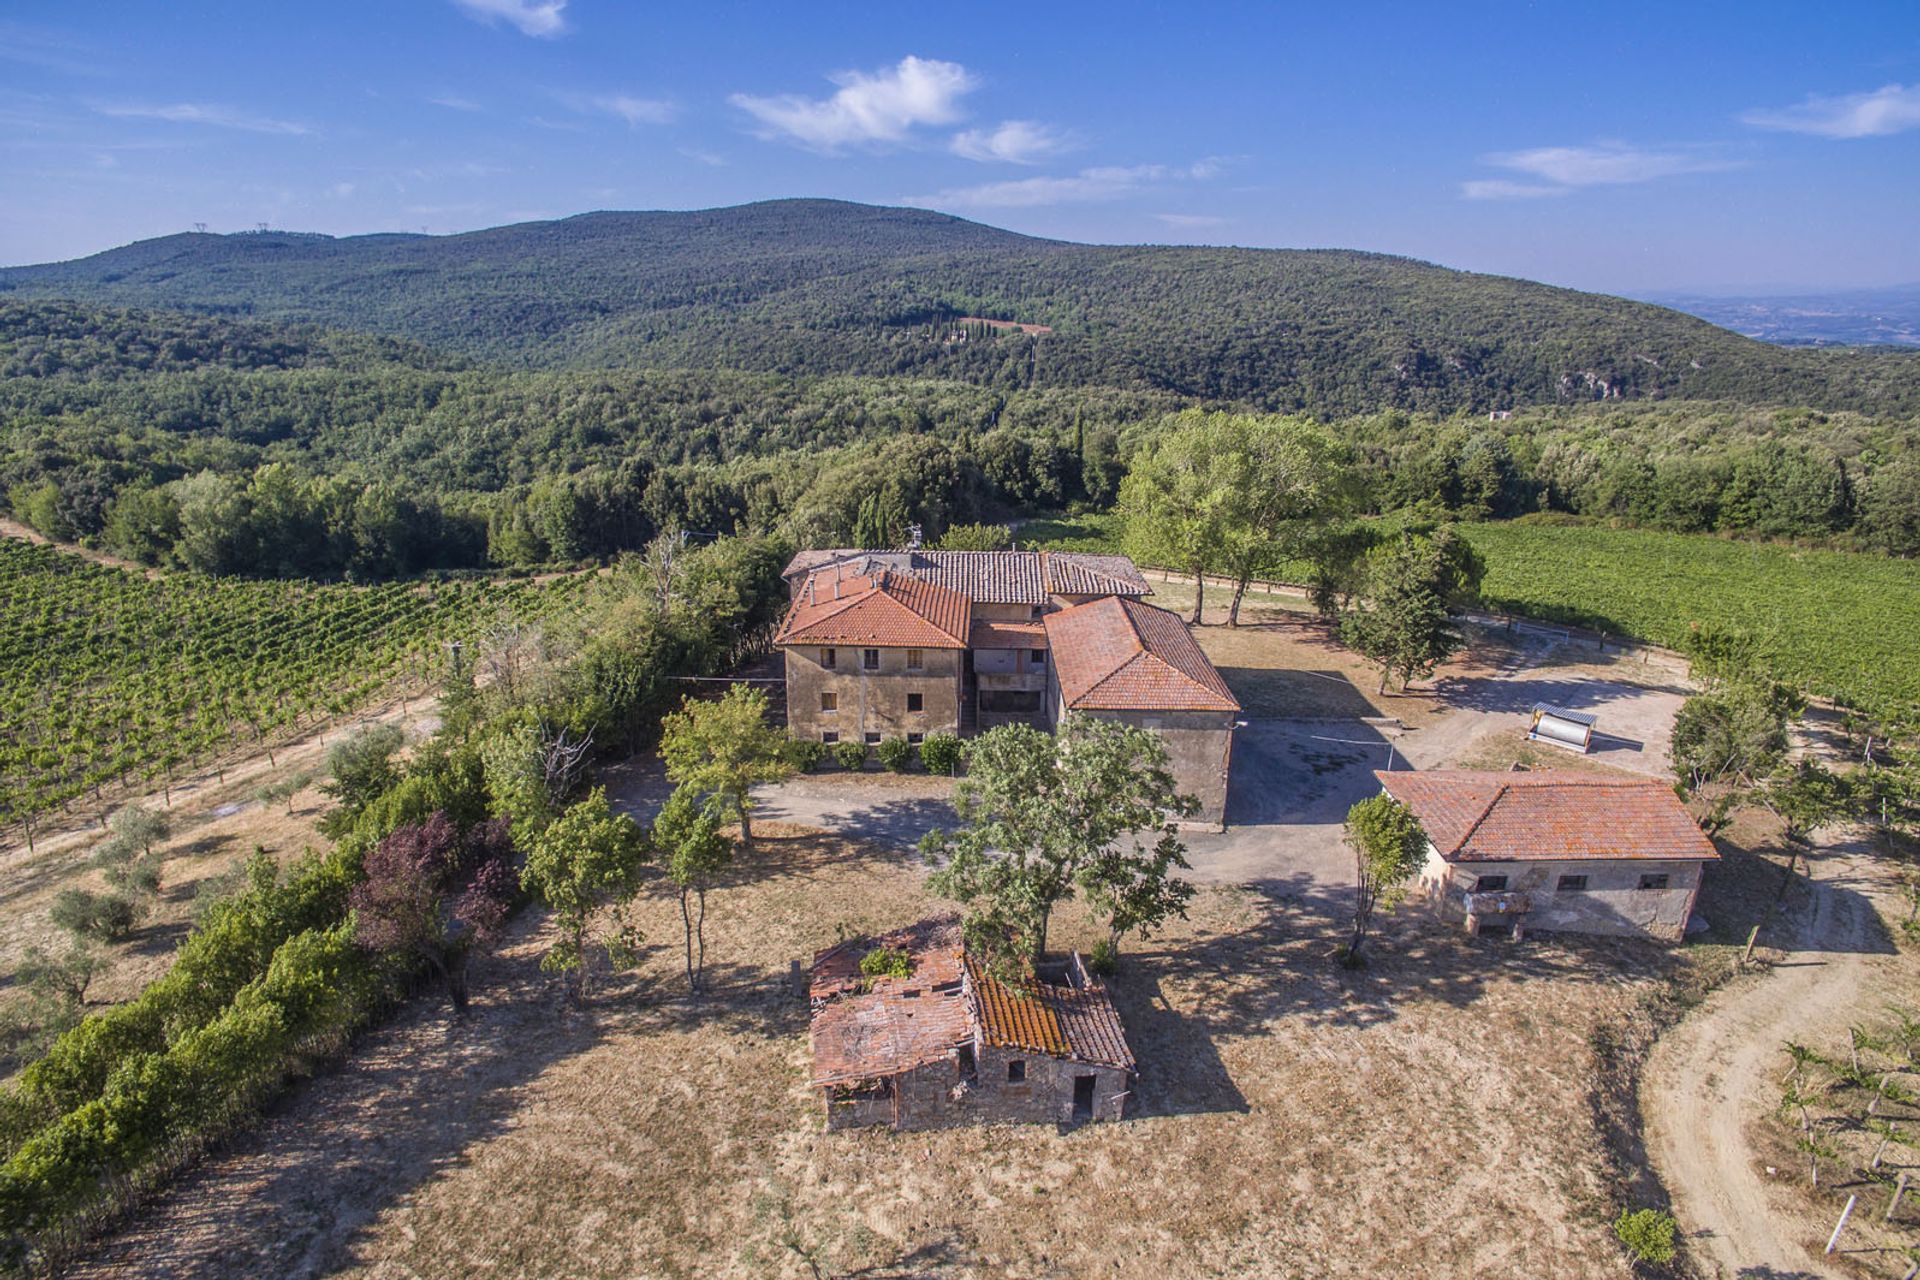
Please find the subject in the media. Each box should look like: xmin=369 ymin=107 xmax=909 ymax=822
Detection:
xmin=862 ymin=648 xmax=880 ymax=671
xmin=820 ymin=648 xmax=836 ymax=669
xmin=906 ymin=648 xmax=923 ymax=671
xmin=1473 ymin=875 xmax=1509 ymax=893
xmin=864 ymin=732 xmax=882 ymax=745
xmin=1556 ymin=874 xmax=1589 ymax=892
xmin=907 ymin=692 xmax=924 ymax=712
xmin=1638 ymin=873 xmax=1671 ymax=891
xmin=907 ymin=733 xmax=924 ymax=745
xmin=1030 ymin=604 xmax=1044 ymax=620
xmin=1030 ymin=649 xmax=1046 ymax=667
xmin=819 ymin=691 xmax=837 ymax=712
xmin=821 ymin=731 xmax=839 ymax=744
xmin=1006 ymin=1059 xmax=1026 ymax=1083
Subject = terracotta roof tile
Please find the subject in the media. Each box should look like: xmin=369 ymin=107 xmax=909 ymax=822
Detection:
xmin=1376 ymin=769 xmax=1719 ymax=863
xmin=775 ymin=570 xmax=970 ymax=649
xmin=967 ymin=958 xmax=1070 ymax=1057
xmin=1041 ymin=552 xmax=1152 ymax=598
xmin=1044 ymin=597 xmax=1240 ymax=713
xmin=969 ymin=620 xmax=1048 ymax=650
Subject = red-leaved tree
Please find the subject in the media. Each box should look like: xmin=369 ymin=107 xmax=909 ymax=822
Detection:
xmin=350 ymin=812 xmax=516 ymax=1013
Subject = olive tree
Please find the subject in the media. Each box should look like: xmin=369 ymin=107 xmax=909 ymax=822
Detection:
xmin=659 ymin=685 xmax=793 ymax=842
xmin=1341 ymin=793 xmax=1429 ymax=965
xmin=923 ymin=718 xmax=1196 ymax=978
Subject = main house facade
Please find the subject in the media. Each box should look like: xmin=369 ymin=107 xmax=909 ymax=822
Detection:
xmin=774 ymin=549 xmax=1239 ymax=824
xmin=809 ymin=917 xmax=1135 ymax=1131
xmin=1376 ymin=769 xmax=1719 ymax=942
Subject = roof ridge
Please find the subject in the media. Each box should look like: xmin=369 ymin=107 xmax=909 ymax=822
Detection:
xmin=1448 ymin=781 xmax=1510 ymax=856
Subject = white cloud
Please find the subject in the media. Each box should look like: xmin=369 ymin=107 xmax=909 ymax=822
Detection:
xmin=1462 ymin=142 xmax=1737 ymax=199
xmin=450 ymin=0 xmax=567 ymax=38
xmin=592 ymin=94 xmax=677 ymax=127
xmin=1486 ymin=143 xmax=1734 ymax=186
xmin=1460 ymin=179 xmax=1571 ymax=201
xmin=1154 ymin=213 xmax=1231 ymax=228
xmin=679 ymin=147 xmax=728 ymax=167
xmin=94 ymin=102 xmax=311 ymax=135
xmin=328 ymin=182 xmax=356 ymax=198
xmin=1740 ymin=83 xmax=1920 ymax=138
xmin=907 ymin=160 xmax=1219 ymax=209
xmin=731 ymin=55 xmax=977 ymax=151
xmin=951 ymin=119 xmax=1075 ymax=164
xmin=428 ymin=94 xmax=482 ymax=112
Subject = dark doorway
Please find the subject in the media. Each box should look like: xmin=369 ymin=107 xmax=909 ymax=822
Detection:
xmin=1072 ymin=1075 xmax=1096 ymax=1121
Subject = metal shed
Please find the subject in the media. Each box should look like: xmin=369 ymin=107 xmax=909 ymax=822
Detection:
xmin=1529 ymin=703 xmax=1596 ymax=753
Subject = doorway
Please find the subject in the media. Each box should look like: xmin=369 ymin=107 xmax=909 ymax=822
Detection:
xmin=1072 ymin=1075 xmax=1096 ymax=1121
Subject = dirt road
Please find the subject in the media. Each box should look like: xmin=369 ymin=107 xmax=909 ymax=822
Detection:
xmin=1643 ymin=844 xmax=1902 ymax=1278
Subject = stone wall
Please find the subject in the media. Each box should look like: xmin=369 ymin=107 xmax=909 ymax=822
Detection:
xmin=1420 ymin=847 xmax=1707 ymax=942
xmin=1056 ymin=702 xmax=1234 ymax=828
xmin=783 ymin=645 xmax=963 ymax=743
xmin=822 ymin=1046 xmax=1131 ymax=1131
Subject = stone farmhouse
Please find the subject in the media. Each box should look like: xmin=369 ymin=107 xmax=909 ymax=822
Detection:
xmin=775 ymin=549 xmax=1240 ymax=824
xmin=808 ymin=917 xmax=1135 ymax=1131
xmin=1376 ymin=769 xmax=1719 ymax=942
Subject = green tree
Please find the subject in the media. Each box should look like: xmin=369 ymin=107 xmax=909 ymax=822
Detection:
xmin=655 ymin=783 xmax=733 ymax=993
xmin=1612 ymin=1208 xmax=1678 ymax=1265
xmin=658 ymin=685 xmax=793 ymax=842
xmin=1341 ymin=793 xmax=1428 ymax=965
xmin=520 ymin=788 xmax=650 ymax=1004
xmin=922 ymin=718 xmax=1196 ymax=976
xmin=320 ymin=723 xmax=407 ymax=830
xmin=1671 ymin=678 xmax=1803 ymax=793
xmin=933 ymin=521 xmax=1014 ymax=551
xmin=1118 ymin=410 xmax=1233 ymax=624
xmin=1340 ymin=527 xmax=1484 ymax=693
xmin=1209 ymin=414 xmax=1355 ymax=626
xmin=480 ymin=719 xmax=555 ymax=847
xmin=851 ymin=489 xmax=909 ymax=549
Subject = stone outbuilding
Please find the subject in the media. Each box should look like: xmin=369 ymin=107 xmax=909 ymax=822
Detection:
xmin=1042 ymin=596 xmax=1241 ymax=827
xmin=1376 ymin=769 xmax=1719 ymax=942
xmin=808 ymin=918 xmax=1135 ymax=1132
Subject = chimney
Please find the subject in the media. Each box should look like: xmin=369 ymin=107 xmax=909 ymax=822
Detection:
xmin=907 ymin=523 xmax=923 ymax=551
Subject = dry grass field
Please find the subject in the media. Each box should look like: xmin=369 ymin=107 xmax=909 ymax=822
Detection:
xmin=68 ymin=822 xmax=1687 ymax=1279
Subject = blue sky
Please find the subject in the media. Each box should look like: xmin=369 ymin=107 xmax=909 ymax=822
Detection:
xmin=2 ymin=0 xmax=1918 ymax=294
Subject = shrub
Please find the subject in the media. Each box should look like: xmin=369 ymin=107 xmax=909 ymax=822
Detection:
xmin=781 ymin=738 xmax=826 ymax=772
xmin=876 ymin=737 xmax=914 ymax=772
xmin=859 ymin=945 xmax=913 ymax=981
xmin=832 ymin=740 xmax=869 ymax=771
xmin=48 ymin=890 xmax=141 ymax=943
xmin=1086 ymin=937 xmax=1119 ymax=976
xmin=1613 ymin=1208 xmax=1678 ymax=1265
xmin=918 ymin=732 xmax=963 ymax=775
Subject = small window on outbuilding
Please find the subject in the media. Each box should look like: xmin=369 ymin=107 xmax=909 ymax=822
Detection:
xmin=1006 ymin=1059 xmax=1026 ymax=1083
xmin=1473 ymin=875 xmax=1509 ymax=893
xmin=1556 ymin=874 xmax=1589 ymax=891
xmin=821 ymin=648 xmax=836 ymax=669
xmin=1030 ymin=604 xmax=1044 ymax=619
xmin=1638 ymin=873 xmax=1670 ymax=891
xmin=907 ymin=692 xmax=924 ymax=712
xmin=1030 ymin=649 xmax=1046 ymax=666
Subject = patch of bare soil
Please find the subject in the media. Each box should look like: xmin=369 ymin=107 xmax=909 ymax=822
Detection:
xmin=1643 ymin=825 xmax=1917 ymax=1279
xmin=68 ymin=831 xmax=1675 ymax=1279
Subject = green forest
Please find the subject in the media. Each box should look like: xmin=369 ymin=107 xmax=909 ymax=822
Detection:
xmin=7 ymin=200 xmax=1920 ymax=415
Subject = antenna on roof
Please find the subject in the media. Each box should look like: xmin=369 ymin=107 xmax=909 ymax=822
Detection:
xmin=256 ymin=222 xmax=269 ymax=233
xmin=193 ymin=222 xmax=207 ymax=234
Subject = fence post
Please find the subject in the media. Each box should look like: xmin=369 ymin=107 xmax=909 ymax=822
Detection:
xmin=1888 ymin=1171 xmax=1910 ymax=1222
xmin=1827 ymin=1193 xmax=1857 ymax=1254
xmin=1742 ymin=924 xmax=1760 ymax=967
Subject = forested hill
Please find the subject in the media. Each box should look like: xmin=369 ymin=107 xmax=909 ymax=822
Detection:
xmin=6 ymin=199 xmax=1918 ymax=417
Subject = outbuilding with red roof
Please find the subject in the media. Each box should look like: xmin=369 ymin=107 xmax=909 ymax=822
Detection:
xmin=1376 ymin=768 xmax=1718 ymax=942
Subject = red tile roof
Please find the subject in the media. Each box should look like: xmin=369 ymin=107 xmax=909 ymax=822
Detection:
xmin=809 ymin=919 xmax=971 ymax=1086
xmin=969 ymin=620 xmax=1048 ymax=650
xmin=1042 ymin=552 xmax=1151 ymax=598
xmin=1044 ymin=597 xmax=1240 ymax=714
xmin=780 ymin=549 xmax=1152 ymax=605
xmin=809 ymin=918 xmax=1134 ymax=1083
xmin=1375 ymin=769 xmax=1719 ymax=864
xmin=775 ymin=570 xmax=970 ymax=649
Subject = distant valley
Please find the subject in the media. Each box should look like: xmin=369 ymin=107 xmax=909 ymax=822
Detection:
xmin=1651 ymin=284 xmax=1920 ymax=349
